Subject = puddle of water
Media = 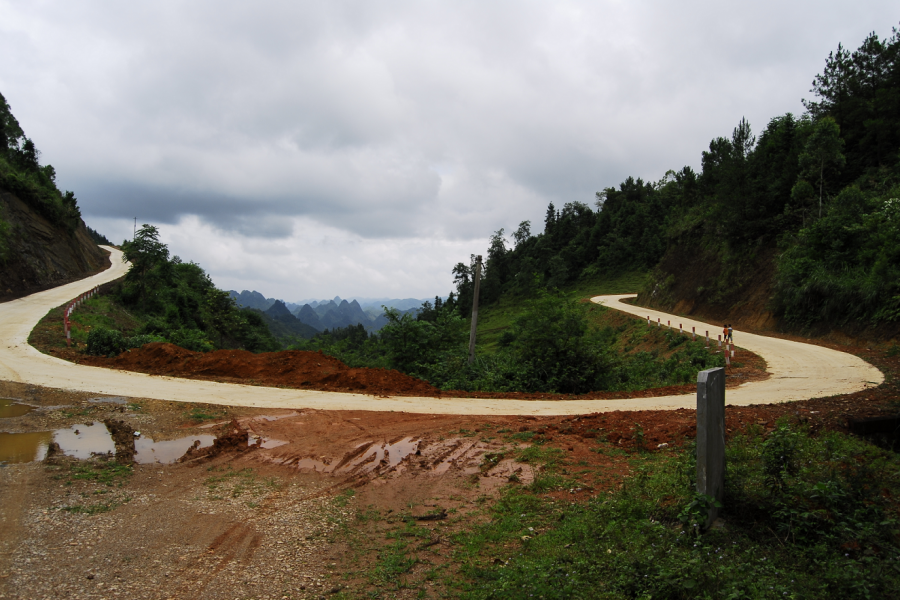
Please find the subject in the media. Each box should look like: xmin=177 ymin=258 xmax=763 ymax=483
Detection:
xmin=254 ymin=437 xmax=289 ymax=450
xmin=131 ymin=432 xmax=286 ymax=464
xmin=385 ymin=437 xmax=419 ymax=467
xmin=0 ymin=398 xmax=35 ymax=418
xmin=0 ymin=421 xmax=287 ymax=465
xmin=87 ymin=396 xmax=129 ymax=405
xmin=53 ymin=422 xmax=117 ymax=459
xmin=0 ymin=431 xmax=53 ymax=463
xmin=135 ymin=434 xmax=216 ymax=464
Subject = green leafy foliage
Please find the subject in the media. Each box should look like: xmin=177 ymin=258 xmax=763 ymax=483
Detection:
xmin=775 ymin=186 xmax=900 ymax=326
xmin=453 ymin=425 xmax=900 ymax=599
xmin=90 ymin=225 xmax=280 ymax=355
xmin=301 ymin=292 xmax=723 ymax=394
xmin=0 ymin=91 xmax=82 ymax=232
xmin=85 ymin=327 xmax=164 ymax=356
xmin=85 ymin=225 xmax=111 ymax=245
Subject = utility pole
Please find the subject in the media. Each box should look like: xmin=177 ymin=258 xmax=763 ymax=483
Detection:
xmin=133 ymin=217 xmax=137 ymax=240
xmin=468 ymin=255 xmax=483 ymax=365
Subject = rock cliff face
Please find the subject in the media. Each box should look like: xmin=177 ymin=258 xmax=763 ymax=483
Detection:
xmin=0 ymin=189 xmax=109 ymax=302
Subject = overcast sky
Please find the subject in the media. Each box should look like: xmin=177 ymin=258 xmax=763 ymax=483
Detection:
xmin=1 ymin=2 xmax=896 ymax=301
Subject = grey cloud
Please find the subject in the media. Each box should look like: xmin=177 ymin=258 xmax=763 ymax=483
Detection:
xmin=2 ymin=1 xmax=898 ymax=296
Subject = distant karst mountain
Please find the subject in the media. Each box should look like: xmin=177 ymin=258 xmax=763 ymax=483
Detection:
xmin=228 ymin=290 xmax=428 ymax=334
xmin=259 ymin=300 xmax=319 ymax=342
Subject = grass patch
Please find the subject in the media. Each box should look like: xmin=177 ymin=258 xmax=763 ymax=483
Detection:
xmin=28 ymin=296 xmax=144 ymax=352
xmin=474 ymin=271 xmax=648 ymax=353
xmin=371 ymin=540 xmax=419 ymax=586
xmin=65 ymin=460 xmax=133 ymax=487
xmin=186 ymin=408 xmax=226 ymax=423
xmin=447 ymin=422 xmax=900 ymax=599
xmin=335 ymin=488 xmax=356 ymax=507
xmin=62 ymin=496 xmax=131 ymax=515
xmin=204 ymin=465 xmax=280 ymax=503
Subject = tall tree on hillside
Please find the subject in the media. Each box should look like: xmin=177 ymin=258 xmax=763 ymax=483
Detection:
xmin=0 ymin=92 xmax=24 ymax=155
xmin=799 ymin=116 xmax=846 ymax=218
xmin=122 ymin=224 xmax=169 ymax=309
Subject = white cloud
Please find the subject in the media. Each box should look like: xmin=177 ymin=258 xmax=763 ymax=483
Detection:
xmin=1 ymin=0 xmax=897 ymax=297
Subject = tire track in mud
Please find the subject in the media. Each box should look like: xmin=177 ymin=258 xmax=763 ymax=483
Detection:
xmin=260 ymin=431 xmax=536 ymax=501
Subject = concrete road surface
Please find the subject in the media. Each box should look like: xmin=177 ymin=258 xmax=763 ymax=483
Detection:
xmin=0 ymin=247 xmax=883 ymax=415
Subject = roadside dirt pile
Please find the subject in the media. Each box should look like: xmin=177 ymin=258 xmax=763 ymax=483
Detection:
xmin=80 ymin=343 xmax=441 ymax=397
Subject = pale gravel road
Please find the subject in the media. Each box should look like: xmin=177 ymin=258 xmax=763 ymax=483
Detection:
xmin=0 ymin=246 xmax=883 ymax=415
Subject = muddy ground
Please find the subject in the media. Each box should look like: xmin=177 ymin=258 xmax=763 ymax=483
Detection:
xmin=1 ymin=340 xmax=898 ymax=600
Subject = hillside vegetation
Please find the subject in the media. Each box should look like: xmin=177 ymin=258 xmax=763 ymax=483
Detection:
xmin=449 ymin=28 xmax=900 ymax=341
xmin=70 ymin=224 xmax=281 ymax=355
xmin=0 ymin=92 xmax=107 ymax=298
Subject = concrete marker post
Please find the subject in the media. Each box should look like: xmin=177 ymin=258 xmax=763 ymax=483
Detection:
xmin=692 ymin=326 xmax=696 ymax=341
xmin=706 ymin=331 xmax=709 ymax=347
xmin=697 ymin=367 xmax=725 ymax=529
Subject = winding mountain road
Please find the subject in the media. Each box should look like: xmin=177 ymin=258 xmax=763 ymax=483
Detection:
xmin=0 ymin=247 xmax=883 ymax=415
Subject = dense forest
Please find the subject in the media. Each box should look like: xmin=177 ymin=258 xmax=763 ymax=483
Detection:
xmin=451 ymin=28 xmax=900 ymax=335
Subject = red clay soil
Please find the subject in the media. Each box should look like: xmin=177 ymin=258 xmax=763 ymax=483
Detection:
xmin=76 ymin=344 xmax=439 ymax=397
xmin=67 ymin=342 xmax=765 ymax=400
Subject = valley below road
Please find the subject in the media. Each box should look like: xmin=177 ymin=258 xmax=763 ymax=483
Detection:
xmin=1 ymin=246 xmax=897 ymax=599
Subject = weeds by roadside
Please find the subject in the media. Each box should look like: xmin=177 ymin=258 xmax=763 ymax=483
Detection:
xmin=46 ymin=458 xmax=134 ymax=516
xmin=449 ymin=422 xmax=900 ymax=599
xmin=203 ymin=465 xmax=281 ymax=506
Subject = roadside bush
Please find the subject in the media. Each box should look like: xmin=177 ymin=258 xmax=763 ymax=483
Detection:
xmin=86 ymin=328 xmax=164 ymax=356
xmin=165 ymin=328 xmax=215 ymax=353
xmin=86 ymin=327 xmax=125 ymax=356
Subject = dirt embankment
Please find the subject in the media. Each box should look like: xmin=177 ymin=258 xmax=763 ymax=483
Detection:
xmin=62 ymin=342 xmax=765 ymax=400
xmin=637 ymin=240 xmax=780 ymax=332
xmin=76 ymin=343 xmax=442 ymax=397
xmin=0 ymin=189 xmax=111 ymax=303
xmin=636 ymin=238 xmax=900 ymax=344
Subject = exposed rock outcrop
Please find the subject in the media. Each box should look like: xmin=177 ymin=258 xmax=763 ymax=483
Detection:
xmin=0 ymin=189 xmax=109 ymax=302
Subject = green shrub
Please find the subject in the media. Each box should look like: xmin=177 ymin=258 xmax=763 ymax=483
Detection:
xmin=86 ymin=327 xmax=126 ymax=356
xmin=86 ymin=327 xmax=164 ymax=356
xmin=166 ymin=328 xmax=215 ymax=353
